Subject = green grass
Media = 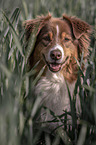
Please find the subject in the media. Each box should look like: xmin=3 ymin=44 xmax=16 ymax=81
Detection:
xmin=0 ymin=0 xmax=96 ymax=145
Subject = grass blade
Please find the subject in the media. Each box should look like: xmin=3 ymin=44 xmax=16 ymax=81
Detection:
xmin=4 ymin=8 xmax=20 ymax=38
xmin=77 ymin=124 xmax=87 ymax=145
xmin=25 ymin=25 xmax=38 ymax=64
xmin=32 ymin=65 xmax=46 ymax=86
xmin=22 ymin=0 xmax=28 ymax=19
xmin=2 ymin=10 xmax=24 ymax=57
xmin=0 ymin=63 xmax=11 ymax=78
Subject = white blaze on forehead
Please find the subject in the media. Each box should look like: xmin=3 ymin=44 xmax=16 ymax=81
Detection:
xmin=47 ymin=25 xmax=65 ymax=63
xmin=56 ymin=25 xmax=59 ymax=42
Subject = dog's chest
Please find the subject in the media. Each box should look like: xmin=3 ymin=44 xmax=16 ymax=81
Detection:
xmin=35 ymin=71 xmax=75 ymax=116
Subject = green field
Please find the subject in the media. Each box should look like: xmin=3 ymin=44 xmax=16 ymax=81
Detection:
xmin=0 ymin=0 xmax=96 ymax=145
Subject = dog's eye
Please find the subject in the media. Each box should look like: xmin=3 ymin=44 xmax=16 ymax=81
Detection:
xmin=64 ymin=37 xmax=70 ymax=42
xmin=42 ymin=35 xmax=51 ymax=46
xmin=43 ymin=35 xmax=51 ymax=41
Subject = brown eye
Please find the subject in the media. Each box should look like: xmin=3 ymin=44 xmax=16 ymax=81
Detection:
xmin=64 ymin=37 xmax=70 ymax=42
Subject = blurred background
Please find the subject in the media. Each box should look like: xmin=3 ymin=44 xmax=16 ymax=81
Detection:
xmin=0 ymin=0 xmax=96 ymax=24
xmin=0 ymin=0 xmax=96 ymax=145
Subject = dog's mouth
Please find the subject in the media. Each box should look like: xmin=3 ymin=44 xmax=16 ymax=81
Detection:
xmin=43 ymin=54 xmax=69 ymax=73
xmin=47 ymin=63 xmax=62 ymax=72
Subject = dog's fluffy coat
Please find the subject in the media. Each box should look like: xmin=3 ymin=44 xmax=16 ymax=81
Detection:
xmin=24 ymin=13 xmax=91 ymax=131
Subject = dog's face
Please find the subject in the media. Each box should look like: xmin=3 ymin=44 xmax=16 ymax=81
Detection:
xmin=36 ymin=18 xmax=78 ymax=73
xmin=24 ymin=14 xmax=91 ymax=82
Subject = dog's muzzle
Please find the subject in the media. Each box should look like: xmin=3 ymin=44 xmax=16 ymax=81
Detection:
xmin=43 ymin=53 xmax=69 ymax=73
xmin=43 ymin=44 xmax=69 ymax=72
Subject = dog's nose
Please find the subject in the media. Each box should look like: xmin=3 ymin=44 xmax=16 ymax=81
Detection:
xmin=50 ymin=49 xmax=62 ymax=60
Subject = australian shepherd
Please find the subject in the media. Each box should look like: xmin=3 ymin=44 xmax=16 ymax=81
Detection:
xmin=24 ymin=13 xmax=91 ymax=132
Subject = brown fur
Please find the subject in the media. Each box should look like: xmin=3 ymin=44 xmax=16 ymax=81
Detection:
xmin=24 ymin=14 xmax=92 ymax=83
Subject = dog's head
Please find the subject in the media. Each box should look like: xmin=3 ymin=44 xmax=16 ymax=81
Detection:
xmin=24 ymin=14 xmax=92 ymax=82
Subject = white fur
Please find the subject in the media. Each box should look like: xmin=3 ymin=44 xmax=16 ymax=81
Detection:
xmin=56 ymin=25 xmax=59 ymax=42
xmin=35 ymin=70 xmax=76 ymax=131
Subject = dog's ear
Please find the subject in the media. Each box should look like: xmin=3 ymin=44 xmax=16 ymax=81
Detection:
xmin=63 ymin=15 xmax=92 ymax=53
xmin=24 ymin=13 xmax=52 ymax=41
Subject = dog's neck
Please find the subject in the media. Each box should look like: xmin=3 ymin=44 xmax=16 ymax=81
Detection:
xmin=35 ymin=70 xmax=76 ymax=114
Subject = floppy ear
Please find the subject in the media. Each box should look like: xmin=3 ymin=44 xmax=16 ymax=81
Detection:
xmin=24 ymin=13 xmax=52 ymax=41
xmin=63 ymin=15 xmax=92 ymax=54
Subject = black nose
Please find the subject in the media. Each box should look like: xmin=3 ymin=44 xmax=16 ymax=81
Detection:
xmin=50 ymin=49 xmax=62 ymax=60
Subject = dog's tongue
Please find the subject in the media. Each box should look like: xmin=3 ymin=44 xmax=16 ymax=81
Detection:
xmin=50 ymin=64 xmax=61 ymax=72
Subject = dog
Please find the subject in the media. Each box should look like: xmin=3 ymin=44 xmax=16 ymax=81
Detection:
xmin=24 ymin=13 xmax=92 ymax=132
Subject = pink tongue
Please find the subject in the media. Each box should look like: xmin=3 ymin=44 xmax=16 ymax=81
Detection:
xmin=50 ymin=64 xmax=61 ymax=71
